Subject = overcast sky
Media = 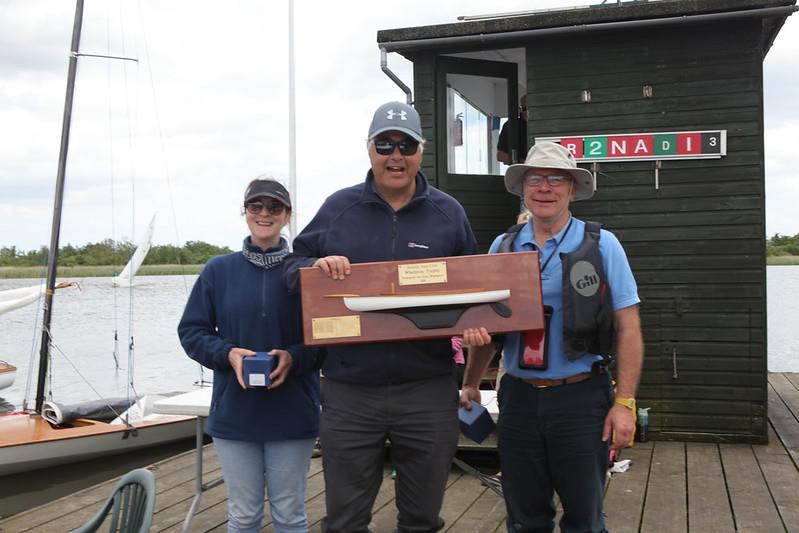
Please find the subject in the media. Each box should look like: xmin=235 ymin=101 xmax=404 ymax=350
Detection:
xmin=1 ymin=0 xmax=797 ymax=253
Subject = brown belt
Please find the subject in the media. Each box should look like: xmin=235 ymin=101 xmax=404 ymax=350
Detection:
xmin=510 ymin=371 xmax=592 ymax=389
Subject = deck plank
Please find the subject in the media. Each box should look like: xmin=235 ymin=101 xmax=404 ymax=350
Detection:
xmin=0 ymin=446 xmax=211 ymax=532
xmin=781 ymin=372 xmax=799 ymax=392
xmin=769 ymin=375 xmax=799 ymax=467
xmin=686 ymin=442 xmax=735 ymax=532
xmin=369 ymin=469 xmax=462 ymax=531
xmin=603 ymin=441 xmax=652 ymax=533
xmin=6 ymin=373 xmax=799 ymax=533
xmin=752 ymin=425 xmax=799 ymax=533
xmin=640 ymin=441 xmax=687 ymax=533
xmin=438 ymin=470 xmax=491 ymax=529
xmin=720 ymin=443 xmax=785 ymax=532
xmin=447 ymin=485 xmax=505 ymax=532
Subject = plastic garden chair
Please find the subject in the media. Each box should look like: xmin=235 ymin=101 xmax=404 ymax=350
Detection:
xmin=72 ymin=468 xmax=156 ymax=533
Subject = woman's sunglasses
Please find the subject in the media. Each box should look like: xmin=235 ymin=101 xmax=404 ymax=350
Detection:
xmin=373 ymin=137 xmax=420 ymax=156
xmin=245 ymin=198 xmax=287 ymax=215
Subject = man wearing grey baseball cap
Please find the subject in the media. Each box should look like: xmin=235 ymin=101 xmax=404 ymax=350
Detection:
xmin=283 ymin=101 xmax=478 ymax=532
xmin=460 ymin=142 xmax=643 ymax=532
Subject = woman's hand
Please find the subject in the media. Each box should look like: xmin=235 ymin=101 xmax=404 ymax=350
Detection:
xmin=228 ymin=347 xmax=257 ymax=389
xmin=268 ymin=349 xmax=294 ymax=388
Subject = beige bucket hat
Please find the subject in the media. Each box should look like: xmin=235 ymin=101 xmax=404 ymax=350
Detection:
xmin=504 ymin=142 xmax=595 ymax=201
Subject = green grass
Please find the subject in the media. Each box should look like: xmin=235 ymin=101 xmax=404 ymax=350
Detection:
xmin=767 ymin=255 xmax=799 ymax=266
xmin=0 ymin=264 xmax=204 ymax=279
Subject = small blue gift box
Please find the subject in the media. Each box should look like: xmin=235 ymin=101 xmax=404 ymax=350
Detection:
xmin=243 ymin=352 xmax=277 ymax=388
xmin=458 ymin=400 xmax=496 ymax=444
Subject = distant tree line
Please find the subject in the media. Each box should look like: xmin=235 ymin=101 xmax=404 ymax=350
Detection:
xmin=0 ymin=240 xmax=232 ymax=267
xmin=2 ymin=233 xmax=796 ymax=266
xmin=768 ymin=233 xmax=799 ymax=256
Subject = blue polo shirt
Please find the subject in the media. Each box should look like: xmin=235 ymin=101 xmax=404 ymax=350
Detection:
xmin=488 ymin=217 xmax=640 ymax=379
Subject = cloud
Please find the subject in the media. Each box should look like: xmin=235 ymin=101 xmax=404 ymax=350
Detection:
xmin=2 ymin=0 xmax=798 ymax=253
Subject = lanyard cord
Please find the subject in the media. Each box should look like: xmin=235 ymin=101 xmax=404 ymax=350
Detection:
xmin=537 ymin=218 xmax=574 ymax=276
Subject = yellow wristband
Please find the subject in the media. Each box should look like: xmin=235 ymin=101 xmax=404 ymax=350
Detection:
xmin=614 ymin=397 xmax=636 ymax=410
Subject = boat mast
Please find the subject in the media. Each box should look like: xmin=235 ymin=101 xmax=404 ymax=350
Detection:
xmin=35 ymin=0 xmax=85 ymax=413
xmin=288 ymin=0 xmax=297 ymax=240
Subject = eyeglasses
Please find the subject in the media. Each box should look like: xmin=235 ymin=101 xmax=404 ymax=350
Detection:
xmin=373 ymin=137 xmax=420 ymax=156
xmin=245 ymin=198 xmax=287 ymax=215
xmin=523 ymin=174 xmax=572 ymax=188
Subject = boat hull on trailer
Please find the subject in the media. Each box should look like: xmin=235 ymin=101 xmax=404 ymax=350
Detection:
xmin=0 ymin=412 xmax=195 ymax=476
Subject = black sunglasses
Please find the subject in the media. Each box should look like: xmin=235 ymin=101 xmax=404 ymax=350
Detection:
xmin=373 ymin=137 xmax=419 ymax=156
xmin=245 ymin=198 xmax=287 ymax=215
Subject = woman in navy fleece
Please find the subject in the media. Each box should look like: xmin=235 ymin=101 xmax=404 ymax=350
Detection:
xmin=178 ymin=178 xmax=320 ymax=533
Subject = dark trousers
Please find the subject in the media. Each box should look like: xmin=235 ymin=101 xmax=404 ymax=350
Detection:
xmin=319 ymin=375 xmax=459 ymax=533
xmin=497 ymin=373 xmax=612 ymax=533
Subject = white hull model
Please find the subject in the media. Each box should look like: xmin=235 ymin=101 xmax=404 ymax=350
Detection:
xmin=342 ymin=289 xmax=511 ymax=313
xmin=0 ymin=361 xmax=16 ymax=390
xmin=0 ymin=394 xmax=196 ymax=476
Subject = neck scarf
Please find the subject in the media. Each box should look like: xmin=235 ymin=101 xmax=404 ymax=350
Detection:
xmin=242 ymin=236 xmax=289 ymax=270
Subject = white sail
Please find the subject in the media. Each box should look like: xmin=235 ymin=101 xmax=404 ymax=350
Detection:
xmin=0 ymin=284 xmax=45 ymax=315
xmin=0 ymin=360 xmax=17 ymax=390
xmin=113 ymin=214 xmax=156 ymax=287
xmin=0 ymin=282 xmax=77 ymax=316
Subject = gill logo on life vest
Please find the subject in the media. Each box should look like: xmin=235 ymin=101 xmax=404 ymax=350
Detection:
xmin=570 ymin=260 xmax=600 ymax=297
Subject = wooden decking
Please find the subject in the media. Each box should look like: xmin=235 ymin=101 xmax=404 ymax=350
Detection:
xmin=3 ymin=373 xmax=799 ymax=532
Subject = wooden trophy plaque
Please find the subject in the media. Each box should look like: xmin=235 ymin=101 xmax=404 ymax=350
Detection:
xmin=299 ymin=252 xmax=543 ymax=346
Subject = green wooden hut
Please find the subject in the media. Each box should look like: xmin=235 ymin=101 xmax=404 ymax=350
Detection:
xmin=377 ymin=0 xmax=797 ymax=443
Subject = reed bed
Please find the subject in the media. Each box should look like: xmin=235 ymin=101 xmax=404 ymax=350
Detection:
xmin=0 ymin=264 xmax=203 ymax=279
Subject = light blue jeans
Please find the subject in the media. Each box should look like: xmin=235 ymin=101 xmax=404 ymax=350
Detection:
xmin=213 ymin=437 xmax=315 ymax=533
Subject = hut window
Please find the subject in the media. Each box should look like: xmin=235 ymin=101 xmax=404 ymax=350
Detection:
xmin=446 ymin=74 xmax=507 ymax=176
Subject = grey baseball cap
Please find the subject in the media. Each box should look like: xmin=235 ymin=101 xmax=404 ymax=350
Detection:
xmin=368 ymin=101 xmax=424 ymax=142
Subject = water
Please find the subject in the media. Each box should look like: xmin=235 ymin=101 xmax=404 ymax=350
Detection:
xmin=0 ymin=275 xmax=204 ymax=411
xmin=766 ymin=266 xmax=799 ymax=372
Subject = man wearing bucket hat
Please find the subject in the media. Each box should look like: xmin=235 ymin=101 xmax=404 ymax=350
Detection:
xmin=460 ymin=142 xmax=643 ymax=532
xmin=284 ymin=101 xmax=477 ymax=533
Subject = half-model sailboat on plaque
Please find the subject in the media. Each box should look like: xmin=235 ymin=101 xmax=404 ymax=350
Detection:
xmin=301 ymin=253 xmax=546 ymax=346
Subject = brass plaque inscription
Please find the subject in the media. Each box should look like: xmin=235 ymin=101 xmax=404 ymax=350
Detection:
xmin=311 ymin=315 xmax=361 ymax=340
xmin=397 ymin=261 xmax=448 ymax=286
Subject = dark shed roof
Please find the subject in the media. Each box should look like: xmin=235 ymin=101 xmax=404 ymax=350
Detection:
xmin=377 ymin=0 xmax=796 ymax=55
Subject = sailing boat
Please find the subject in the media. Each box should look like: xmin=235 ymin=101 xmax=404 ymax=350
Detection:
xmin=113 ymin=214 xmax=156 ymax=287
xmin=0 ymin=0 xmax=194 ymax=476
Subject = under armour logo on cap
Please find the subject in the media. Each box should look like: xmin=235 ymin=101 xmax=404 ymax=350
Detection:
xmin=368 ymin=101 xmax=424 ymax=142
xmin=386 ymin=109 xmax=408 ymax=121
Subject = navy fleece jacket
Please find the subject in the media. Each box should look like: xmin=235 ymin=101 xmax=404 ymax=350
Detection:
xmin=283 ymin=170 xmax=477 ymax=385
xmin=178 ymin=250 xmax=320 ymax=441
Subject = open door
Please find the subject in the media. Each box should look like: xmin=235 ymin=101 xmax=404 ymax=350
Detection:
xmin=434 ymin=56 xmax=522 ymax=250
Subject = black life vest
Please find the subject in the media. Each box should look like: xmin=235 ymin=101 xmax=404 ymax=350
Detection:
xmin=498 ymin=220 xmax=615 ymax=361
